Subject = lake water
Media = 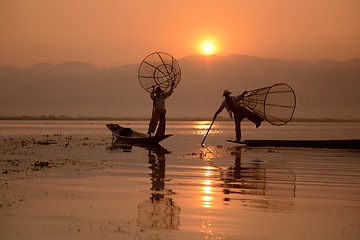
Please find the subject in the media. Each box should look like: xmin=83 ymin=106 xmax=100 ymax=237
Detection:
xmin=0 ymin=120 xmax=360 ymax=240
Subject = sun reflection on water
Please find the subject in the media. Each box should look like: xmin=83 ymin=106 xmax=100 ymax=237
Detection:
xmin=204 ymin=186 xmax=211 ymax=193
xmin=200 ymin=148 xmax=217 ymax=163
xmin=193 ymin=121 xmax=223 ymax=135
xmin=204 ymin=166 xmax=214 ymax=177
xmin=201 ymin=166 xmax=216 ymax=209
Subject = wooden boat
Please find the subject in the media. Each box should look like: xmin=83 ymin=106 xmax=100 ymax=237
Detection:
xmin=106 ymin=123 xmax=172 ymax=145
xmin=227 ymin=139 xmax=360 ymax=149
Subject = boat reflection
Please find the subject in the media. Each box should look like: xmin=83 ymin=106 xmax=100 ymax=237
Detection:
xmin=106 ymin=139 xmax=167 ymax=153
xmin=137 ymin=144 xmax=181 ymax=230
xmin=221 ymin=147 xmax=296 ymax=211
xmin=105 ymin=141 xmax=133 ymax=152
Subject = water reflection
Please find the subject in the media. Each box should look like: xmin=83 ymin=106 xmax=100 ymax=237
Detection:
xmin=105 ymin=142 xmax=133 ymax=152
xmin=222 ymin=148 xmax=266 ymax=197
xmin=202 ymin=167 xmax=215 ymax=209
xmin=137 ymin=145 xmax=181 ymax=230
xmin=107 ymin=140 xmax=181 ymax=230
xmin=196 ymin=146 xmax=297 ymax=239
xmin=194 ymin=121 xmax=222 ymax=135
xmin=221 ymin=147 xmax=296 ymax=211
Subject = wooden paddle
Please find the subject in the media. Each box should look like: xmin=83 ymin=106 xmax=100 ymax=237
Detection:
xmin=201 ymin=116 xmax=216 ymax=147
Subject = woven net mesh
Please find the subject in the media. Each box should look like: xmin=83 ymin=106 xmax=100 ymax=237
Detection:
xmin=241 ymin=83 xmax=296 ymax=126
xmin=138 ymin=52 xmax=181 ymax=93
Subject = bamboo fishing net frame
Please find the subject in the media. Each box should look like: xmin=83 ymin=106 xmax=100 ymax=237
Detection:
xmin=138 ymin=52 xmax=181 ymax=93
xmin=241 ymin=83 xmax=296 ymax=126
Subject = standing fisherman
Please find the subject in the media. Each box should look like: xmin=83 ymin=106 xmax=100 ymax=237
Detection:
xmin=213 ymin=90 xmax=263 ymax=142
xmin=147 ymin=84 xmax=174 ymax=137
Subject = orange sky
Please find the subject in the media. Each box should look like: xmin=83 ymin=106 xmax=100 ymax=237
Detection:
xmin=1 ymin=0 xmax=359 ymax=68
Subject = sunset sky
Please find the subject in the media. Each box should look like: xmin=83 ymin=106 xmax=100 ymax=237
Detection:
xmin=1 ymin=0 xmax=359 ymax=68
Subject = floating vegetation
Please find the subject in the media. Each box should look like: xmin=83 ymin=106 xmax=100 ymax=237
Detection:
xmin=37 ymin=140 xmax=57 ymax=145
xmin=33 ymin=161 xmax=49 ymax=168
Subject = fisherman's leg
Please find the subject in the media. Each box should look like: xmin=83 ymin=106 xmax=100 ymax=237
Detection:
xmin=151 ymin=151 xmax=165 ymax=191
xmin=240 ymin=107 xmax=263 ymax=128
xmin=156 ymin=109 xmax=166 ymax=136
xmin=148 ymin=109 xmax=160 ymax=134
xmin=234 ymin=109 xmax=242 ymax=141
xmin=148 ymin=114 xmax=156 ymax=134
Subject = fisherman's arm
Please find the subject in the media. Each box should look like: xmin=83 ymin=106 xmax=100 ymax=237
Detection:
xmin=150 ymin=86 xmax=156 ymax=99
xmin=163 ymin=82 xmax=175 ymax=98
xmin=236 ymin=90 xmax=248 ymax=100
xmin=213 ymin=101 xmax=226 ymax=119
xmin=162 ymin=91 xmax=172 ymax=98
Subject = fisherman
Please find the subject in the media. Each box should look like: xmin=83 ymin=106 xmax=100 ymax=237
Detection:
xmin=213 ymin=90 xmax=263 ymax=142
xmin=147 ymin=84 xmax=174 ymax=136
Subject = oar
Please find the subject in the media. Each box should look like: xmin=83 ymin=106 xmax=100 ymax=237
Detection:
xmin=201 ymin=116 xmax=216 ymax=147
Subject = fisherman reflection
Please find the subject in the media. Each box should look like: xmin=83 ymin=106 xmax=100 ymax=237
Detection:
xmin=222 ymin=147 xmax=295 ymax=211
xmin=222 ymin=147 xmax=266 ymax=198
xmin=148 ymin=146 xmax=165 ymax=193
xmin=137 ymin=145 xmax=181 ymax=230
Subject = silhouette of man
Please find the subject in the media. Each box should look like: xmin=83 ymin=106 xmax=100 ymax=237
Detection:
xmin=148 ymin=84 xmax=174 ymax=136
xmin=214 ymin=90 xmax=263 ymax=142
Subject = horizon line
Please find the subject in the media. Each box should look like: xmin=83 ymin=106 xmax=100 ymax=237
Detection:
xmin=1 ymin=54 xmax=360 ymax=69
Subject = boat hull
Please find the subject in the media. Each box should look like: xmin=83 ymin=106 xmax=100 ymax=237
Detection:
xmin=227 ymin=139 xmax=360 ymax=149
xmin=106 ymin=123 xmax=172 ymax=145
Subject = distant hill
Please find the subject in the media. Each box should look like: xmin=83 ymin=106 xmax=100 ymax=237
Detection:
xmin=0 ymin=55 xmax=359 ymax=119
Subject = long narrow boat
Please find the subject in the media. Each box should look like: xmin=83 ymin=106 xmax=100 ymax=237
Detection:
xmin=227 ymin=139 xmax=360 ymax=149
xmin=106 ymin=123 xmax=172 ymax=145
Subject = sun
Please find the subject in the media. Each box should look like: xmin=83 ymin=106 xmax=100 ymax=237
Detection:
xmin=201 ymin=41 xmax=216 ymax=55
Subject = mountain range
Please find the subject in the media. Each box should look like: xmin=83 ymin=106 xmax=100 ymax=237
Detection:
xmin=1 ymin=54 xmax=359 ymax=119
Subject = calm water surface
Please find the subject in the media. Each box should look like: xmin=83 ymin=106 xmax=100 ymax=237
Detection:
xmin=1 ymin=120 xmax=360 ymax=240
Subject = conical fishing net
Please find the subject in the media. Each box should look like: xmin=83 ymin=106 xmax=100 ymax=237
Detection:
xmin=241 ymin=83 xmax=296 ymax=126
xmin=138 ymin=52 xmax=181 ymax=93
